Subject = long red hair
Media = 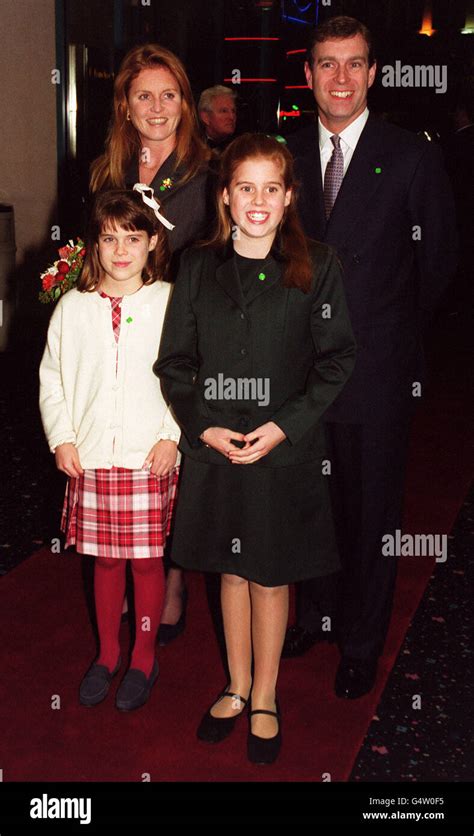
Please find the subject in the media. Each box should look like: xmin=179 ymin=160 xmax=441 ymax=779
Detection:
xmin=90 ymin=44 xmax=210 ymax=192
xmin=206 ymin=133 xmax=312 ymax=292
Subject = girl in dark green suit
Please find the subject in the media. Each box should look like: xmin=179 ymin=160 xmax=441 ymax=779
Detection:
xmin=154 ymin=134 xmax=356 ymax=763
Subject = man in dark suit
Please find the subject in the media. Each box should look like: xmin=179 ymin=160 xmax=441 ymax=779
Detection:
xmin=283 ymin=16 xmax=458 ymax=698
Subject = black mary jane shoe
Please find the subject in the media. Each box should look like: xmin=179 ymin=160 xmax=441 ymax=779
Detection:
xmin=79 ymin=657 xmax=121 ymax=707
xmin=247 ymin=698 xmax=282 ymax=765
xmin=115 ymin=659 xmax=159 ymax=711
xmin=197 ymin=689 xmax=249 ymax=743
xmin=157 ymin=587 xmax=188 ymax=647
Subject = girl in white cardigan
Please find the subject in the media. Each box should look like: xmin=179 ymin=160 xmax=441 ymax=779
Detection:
xmin=39 ymin=187 xmax=181 ymax=711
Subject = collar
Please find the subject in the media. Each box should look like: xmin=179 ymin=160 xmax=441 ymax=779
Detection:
xmin=93 ymin=282 xmax=158 ymax=307
xmin=318 ymin=107 xmax=369 ymax=152
xmin=125 ymin=150 xmax=183 ymax=194
xmin=215 ymin=233 xmax=286 ymax=265
xmin=213 ymin=244 xmax=284 ymax=312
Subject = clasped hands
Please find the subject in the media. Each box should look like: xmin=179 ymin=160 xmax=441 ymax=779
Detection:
xmin=200 ymin=422 xmax=286 ymax=464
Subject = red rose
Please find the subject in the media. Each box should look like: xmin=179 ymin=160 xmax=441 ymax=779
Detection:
xmin=80 ymin=248 xmax=86 ymax=257
xmin=58 ymin=246 xmax=71 ymax=259
xmin=42 ymin=274 xmax=55 ymax=291
xmin=57 ymin=260 xmax=70 ymax=274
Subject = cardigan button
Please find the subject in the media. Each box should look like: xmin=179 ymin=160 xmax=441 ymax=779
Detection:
xmin=240 ymin=348 xmax=247 ymax=356
xmin=240 ymin=313 xmax=245 ymax=320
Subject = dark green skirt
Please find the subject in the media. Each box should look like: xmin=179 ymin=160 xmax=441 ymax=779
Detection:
xmin=169 ymin=456 xmax=340 ymax=587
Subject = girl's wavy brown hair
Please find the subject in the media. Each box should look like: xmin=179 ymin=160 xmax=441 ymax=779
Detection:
xmin=90 ymin=43 xmax=210 ymax=193
xmin=78 ymin=189 xmax=170 ymax=292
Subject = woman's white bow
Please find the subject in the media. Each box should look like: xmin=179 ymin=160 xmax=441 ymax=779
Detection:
xmin=133 ymin=183 xmax=175 ymax=231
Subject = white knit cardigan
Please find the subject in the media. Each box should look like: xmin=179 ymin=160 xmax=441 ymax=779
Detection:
xmin=39 ymin=282 xmax=181 ymax=469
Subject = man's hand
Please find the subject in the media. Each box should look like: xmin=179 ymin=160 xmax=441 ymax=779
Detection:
xmin=200 ymin=427 xmax=247 ymax=458
xmin=143 ymin=440 xmax=178 ymax=477
xmin=227 ymin=422 xmax=286 ymax=464
xmin=55 ymin=443 xmax=84 ymax=478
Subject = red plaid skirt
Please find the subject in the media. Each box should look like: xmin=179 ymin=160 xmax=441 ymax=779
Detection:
xmin=61 ymin=466 xmax=180 ymax=559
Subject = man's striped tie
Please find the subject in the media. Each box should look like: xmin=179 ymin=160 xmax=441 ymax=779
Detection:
xmin=323 ymin=134 xmax=344 ymax=219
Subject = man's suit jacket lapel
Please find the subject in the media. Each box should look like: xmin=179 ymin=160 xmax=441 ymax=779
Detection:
xmin=293 ymin=115 xmax=388 ymax=245
xmin=325 ymin=114 xmax=387 ymax=246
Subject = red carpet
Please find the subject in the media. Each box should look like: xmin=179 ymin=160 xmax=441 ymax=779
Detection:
xmin=1 ymin=373 xmax=472 ymax=782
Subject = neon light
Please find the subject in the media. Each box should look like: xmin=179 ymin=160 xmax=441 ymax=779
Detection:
xmin=282 ymin=14 xmax=312 ymax=25
xmin=280 ymin=110 xmax=301 ymax=117
xmin=418 ymin=1 xmax=436 ymax=36
xmin=286 ymin=49 xmax=306 ymax=55
xmin=294 ymin=1 xmax=312 ymax=10
xmin=284 ymin=85 xmax=309 ymax=89
xmin=461 ymin=8 xmax=474 ymax=33
xmin=224 ymin=37 xmax=280 ymax=41
xmin=281 ymin=0 xmax=318 ymax=26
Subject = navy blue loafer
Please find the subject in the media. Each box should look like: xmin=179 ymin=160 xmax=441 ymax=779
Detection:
xmin=115 ymin=659 xmax=159 ymax=711
xmin=79 ymin=657 xmax=121 ymax=707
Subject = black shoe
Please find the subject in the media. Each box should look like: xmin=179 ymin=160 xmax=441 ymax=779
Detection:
xmin=79 ymin=657 xmax=121 ymax=706
xmin=247 ymin=698 xmax=281 ymax=764
xmin=281 ymin=625 xmax=332 ymax=658
xmin=115 ymin=659 xmax=159 ymax=711
xmin=197 ymin=689 xmax=249 ymax=743
xmin=157 ymin=587 xmax=188 ymax=646
xmin=335 ymin=656 xmax=378 ymax=699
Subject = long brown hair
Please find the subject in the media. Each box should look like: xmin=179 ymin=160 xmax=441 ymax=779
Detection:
xmin=90 ymin=44 xmax=210 ymax=193
xmin=207 ymin=133 xmax=312 ymax=292
xmin=78 ymin=190 xmax=170 ymax=292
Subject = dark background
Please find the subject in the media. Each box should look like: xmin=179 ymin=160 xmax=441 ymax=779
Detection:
xmin=56 ymin=0 xmax=474 ymax=234
xmin=1 ymin=0 xmax=471 ymax=577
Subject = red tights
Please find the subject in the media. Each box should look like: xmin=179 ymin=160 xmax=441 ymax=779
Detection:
xmin=94 ymin=556 xmax=165 ymax=678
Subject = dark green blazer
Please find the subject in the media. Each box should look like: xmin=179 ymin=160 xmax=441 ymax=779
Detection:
xmin=154 ymin=239 xmax=356 ymax=467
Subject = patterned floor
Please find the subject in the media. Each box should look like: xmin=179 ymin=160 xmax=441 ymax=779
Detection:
xmin=351 ymin=486 xmax=473 ymax=781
